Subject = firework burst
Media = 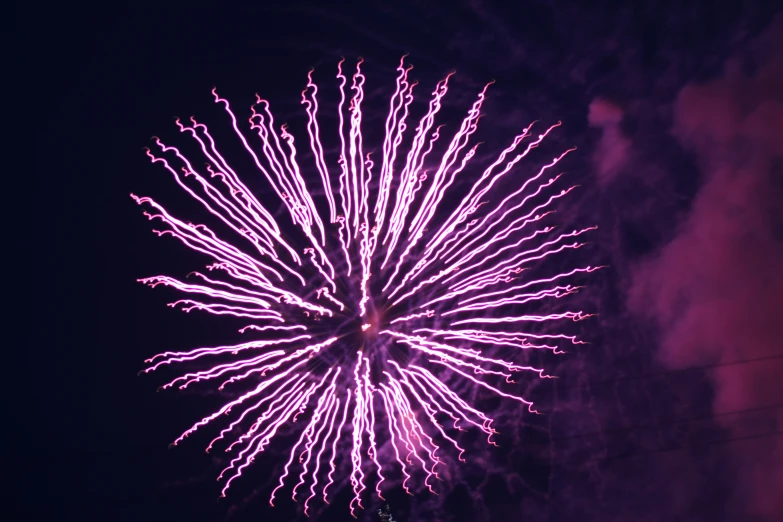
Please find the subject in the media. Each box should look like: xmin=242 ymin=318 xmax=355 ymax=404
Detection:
xmin=135 ymin=56 xmax=599 ymax=517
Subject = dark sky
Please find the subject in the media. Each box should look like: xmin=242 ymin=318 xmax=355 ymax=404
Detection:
xmin=20 ymin=1 xmax=783 ymax=521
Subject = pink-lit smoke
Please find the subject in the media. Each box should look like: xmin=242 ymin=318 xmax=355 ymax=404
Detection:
xmin=134 ymin=57 xmax=598 ymax=517
xmin=629 ymin=14 xmax=783 ymax=520
xmin=587 ymin=98 xmax=630 ymax=188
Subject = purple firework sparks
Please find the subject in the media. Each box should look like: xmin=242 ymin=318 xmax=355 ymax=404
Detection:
xmin=135 ymin=56 xmax=600 ymax=518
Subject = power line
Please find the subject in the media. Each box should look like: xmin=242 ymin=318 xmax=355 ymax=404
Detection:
xmin=545 ymin=402 xmax=783 ymax=444
xmin=599 ymin=429 xmax=783 ymax=463
xmin=546 ymin=352 xmax=783 ymax=392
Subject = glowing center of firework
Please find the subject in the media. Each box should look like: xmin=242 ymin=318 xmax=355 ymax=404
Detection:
xmin=339 ymin=307 xmax=382 ymax=343
xmin=359 ymin=312 xmax=383 ymax=340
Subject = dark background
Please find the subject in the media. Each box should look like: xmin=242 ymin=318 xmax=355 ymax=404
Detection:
xmin=19 ymin=1 xmax=783 ymax=521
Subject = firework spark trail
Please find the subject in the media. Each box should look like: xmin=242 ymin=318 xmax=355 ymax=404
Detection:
xmin=373 ymin=56 xmax=413 ymax=243
xmin=302 ymin=69 xmax=337 ymax=223
xmin=386 ymin=122 xmax=553 ymax=291
xmin=291 ymin=370 xmax=342 ymax=502
xmin=322 ymin=391 xmax=351 ymax=504
xmin=386 ymin=360 xmax=467 ymax=462
xmin=381 ymin=73 xmax=457 ymax=272
xmin=303 ymin=392 xmax=341 ymax=514
xmin=135 ymin=57 xmax=600 ymax=516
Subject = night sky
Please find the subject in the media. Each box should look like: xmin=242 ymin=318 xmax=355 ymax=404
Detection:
xmin=20 ymin=1 xmax=783 ymax=521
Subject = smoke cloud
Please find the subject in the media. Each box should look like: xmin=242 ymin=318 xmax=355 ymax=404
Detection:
xmin=588 ymin=98 xmax=631 ymax=187
xmin=628 ymin=14 xmax=783 ymax=520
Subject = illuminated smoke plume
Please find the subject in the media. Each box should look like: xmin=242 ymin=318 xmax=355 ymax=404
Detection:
xmin=134 ymin=57 xmax=598 ymax=517
xmin=629 ymin=14 xmax=783 ymax=520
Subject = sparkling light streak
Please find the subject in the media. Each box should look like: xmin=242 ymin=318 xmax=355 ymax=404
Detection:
xmin=135 ymin=57 xmax=599 ymax=517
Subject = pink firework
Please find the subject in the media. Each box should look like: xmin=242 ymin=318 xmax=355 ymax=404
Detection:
xmin=135 ymin=57 xmax=599 ymax=517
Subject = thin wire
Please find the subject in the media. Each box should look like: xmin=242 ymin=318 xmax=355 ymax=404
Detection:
xmin=599 ymin=430 xmax=783 ymax=462
xmin=548 ymin=352 xmax=783 ymax=392
xmin=545 ymin=402 xmax=783 ymax=444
